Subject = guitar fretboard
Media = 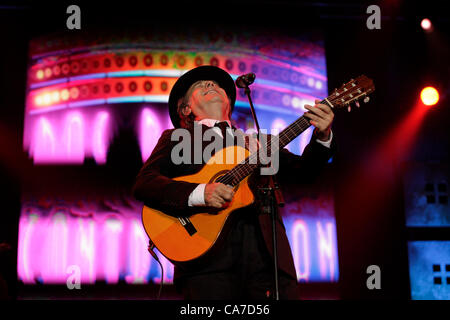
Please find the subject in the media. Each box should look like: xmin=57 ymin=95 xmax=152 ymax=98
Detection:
xmin=216 ymin=99 xmax=331 ymax=186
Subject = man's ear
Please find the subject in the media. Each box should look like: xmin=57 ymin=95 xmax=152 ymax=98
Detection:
xmin=182 ymin=105 xmax=192 ymax=116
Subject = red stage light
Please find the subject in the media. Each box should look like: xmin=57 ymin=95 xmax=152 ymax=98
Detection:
xmin=71 ymin=62 xmax=80 ymax=74
xmin=129 ymin=81 xmax=137 ymax=92
xmin=210 ymin=57 xmax=219 ymax=67
xmin=195 ymin=56 xmax=203 ymax=66
xmin=70 ymin=87 xmax=79 ymax=99
xmin=225 ymin=59 xmax=233 ymax=70
xmin=178 ymin=55 xmax=186 ymax=67
xmin=80 ymin=85 xmax=89 ymax=97
xmin=144 ymin=81 xmax=152 ymax=92
xmin=420 ymin=86 xmax=439 ymax=106
xmin=129 ymin=56 xmax=137 ymax=67
xmin=44 ymin=68 xmax=52 ymax=78
xmin=116 ymin=57 xmax=124 ymax=67
xmin=81 ymin=61 xmax=89 ymax=71
xmin=421 ymin=18 xmax=432 ymax=30
xmin=62 ymin=63 xmax=70 ymax=75
xmin=144 ymin=54 xmax=153 ymax=67
xmin=160 ymin=55 xmax=168 ymax=66
xmin=53 ymin=65 xmax=61 ymax=76
xmin=115 ymin=82 xmax=124 ymax=93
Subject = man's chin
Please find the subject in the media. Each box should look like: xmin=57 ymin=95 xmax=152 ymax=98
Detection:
xmin=205 ymin=96 xmax=227 ymax=106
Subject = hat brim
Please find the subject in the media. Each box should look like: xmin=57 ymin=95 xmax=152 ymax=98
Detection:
xmin=168 ymin=66 xmax=236 ymax=128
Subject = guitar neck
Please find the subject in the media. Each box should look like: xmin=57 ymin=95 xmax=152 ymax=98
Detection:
xmin=217 ymin=98 xmax=332 ymax=186
xmin=278 ymin=98 xmax=335 ymax=148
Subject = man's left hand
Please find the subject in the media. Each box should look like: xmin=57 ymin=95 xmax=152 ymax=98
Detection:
xmin=304 ymin=99 xmax=334 ymax=141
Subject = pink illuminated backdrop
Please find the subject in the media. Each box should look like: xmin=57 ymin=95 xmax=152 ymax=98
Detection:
xmin=17 ymin=194 xmax=338 ymax=284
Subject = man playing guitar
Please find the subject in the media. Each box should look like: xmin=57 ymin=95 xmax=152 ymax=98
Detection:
xmin=133 ymin=65 xmax=335 ymax=299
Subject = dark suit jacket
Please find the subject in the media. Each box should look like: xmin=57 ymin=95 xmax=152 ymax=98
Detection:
xmin=132 ymin=123 xmax=336 ymax=281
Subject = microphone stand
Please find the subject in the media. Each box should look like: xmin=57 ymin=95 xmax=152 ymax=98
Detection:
xmin=242 ymin=85 xmax=284 ymax=301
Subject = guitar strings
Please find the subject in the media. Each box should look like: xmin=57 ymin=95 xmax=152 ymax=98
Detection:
xmin=217 ymin=114 xmax=313 ymax=186
xmin=218 ymin=112 xmax=313 ymax=186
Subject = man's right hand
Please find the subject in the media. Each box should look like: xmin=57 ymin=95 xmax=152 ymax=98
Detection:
xmin=204 ymin=183 xmax=234 ymax=208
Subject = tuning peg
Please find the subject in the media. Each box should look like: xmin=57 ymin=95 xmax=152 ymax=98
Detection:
xmin=355 ymin=101 xmax=360 ymax=108
xmin=363 ymin=96 xmax=370 ymax=103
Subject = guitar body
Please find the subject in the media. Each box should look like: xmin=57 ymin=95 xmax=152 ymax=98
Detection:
xmin=141 ymin=145 xmax=255 ymax=264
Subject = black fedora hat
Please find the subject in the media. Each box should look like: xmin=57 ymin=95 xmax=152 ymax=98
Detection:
xmin=168 ymin=65 xmax=236 ymax=128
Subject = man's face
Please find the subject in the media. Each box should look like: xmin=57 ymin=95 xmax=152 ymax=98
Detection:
xmin=184 ymin=80 xmax=231 ymax=121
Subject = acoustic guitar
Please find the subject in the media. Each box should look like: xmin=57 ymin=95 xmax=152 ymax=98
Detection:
xmin=142 ymin=75 xmax=375 ymax=265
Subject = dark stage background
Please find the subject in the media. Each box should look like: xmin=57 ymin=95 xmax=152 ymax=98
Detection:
xmin=0 ymin=1 xmax=449 ymax=300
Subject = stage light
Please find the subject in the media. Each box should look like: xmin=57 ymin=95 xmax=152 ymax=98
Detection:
xmin=210 ymin=57 xmax=219 ymax=66
xmin=421 ymin=86 xmax=439 ymax=106
xmin=421 ymin=18 xmax=432 ymax=31
xmin=35 ymin=95 xmax=43 ymax=106
xmin=144 ymin=81 xmax=152 ymax=92
xmin=282 ymin=94 xmax=291 ymax=106
xmin=291 ymin=96 xmax=301 ymax=109
xmin=144 ymin=54 xmax=153 ymax=67
xmin=44 ymin=68 xmax=52 ymax=78
xmin=115 ymin=57 xmax=124 ymax=67
xmin=51 ymin=91 xmax=60 ymax=103
xmin=80 ymin=85 xmax=89 ymax=98
xmin=225 ymin=59 xmax=233 ymax=70
xmin=315 ymin=81 xmax=323 ymax=90
xmin=53 ymin=65 xmax=61 ymax=76
xmin=178 ymin=55 xmax=186 ymax=67
xmin=129 ymin=81 xmax=137 ymax=92
xmin=238 ymin=61 xmax=246 ymax=72
xmin=71 ymin=62 xmax=80 ymax=74
xmin=42 ymin=93 xmax=52 ymax=105
xmin=160 ymin=55 xmax=168 ymax=66
xmin=61 ymin=89 xmax=70 ymax=101
xmin=115 ymin=82 xmax=124 ymax=93
xmin=129 ymin=56 xmax=138 ymax=67
xmin=62 ymin=63 xmax=70 ymax=75
xmin=194 ymin=56 xmax=203 ymax=66
xmin=70 ymin=87 xmax=79 ymax=99
xmin=36 ymin=70 xmax=44 ymax=80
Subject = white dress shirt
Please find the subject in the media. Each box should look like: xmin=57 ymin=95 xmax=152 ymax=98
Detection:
xmin=187 ymin=119 xmax=333 ymax=206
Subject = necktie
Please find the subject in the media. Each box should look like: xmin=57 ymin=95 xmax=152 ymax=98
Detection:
xmin=214 ymin=121 xmax=231 ymax=138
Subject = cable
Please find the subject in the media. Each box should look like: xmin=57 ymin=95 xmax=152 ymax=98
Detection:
xmin=155 ymin=258 xmax=164 ymax=300
xmin=148 ymin=241 xmax=164 ymax=300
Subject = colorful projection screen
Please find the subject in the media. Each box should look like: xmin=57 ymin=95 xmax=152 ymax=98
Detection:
xmin=18 ymin=27 xmax=338 ymax=285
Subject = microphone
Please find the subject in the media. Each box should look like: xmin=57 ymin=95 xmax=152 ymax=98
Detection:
xmin=235 ymin=73 xmax=256 ymax=88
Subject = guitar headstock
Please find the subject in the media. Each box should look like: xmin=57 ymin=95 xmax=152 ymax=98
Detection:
xmin=327 ymin=75 xmax=375 ymax=111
